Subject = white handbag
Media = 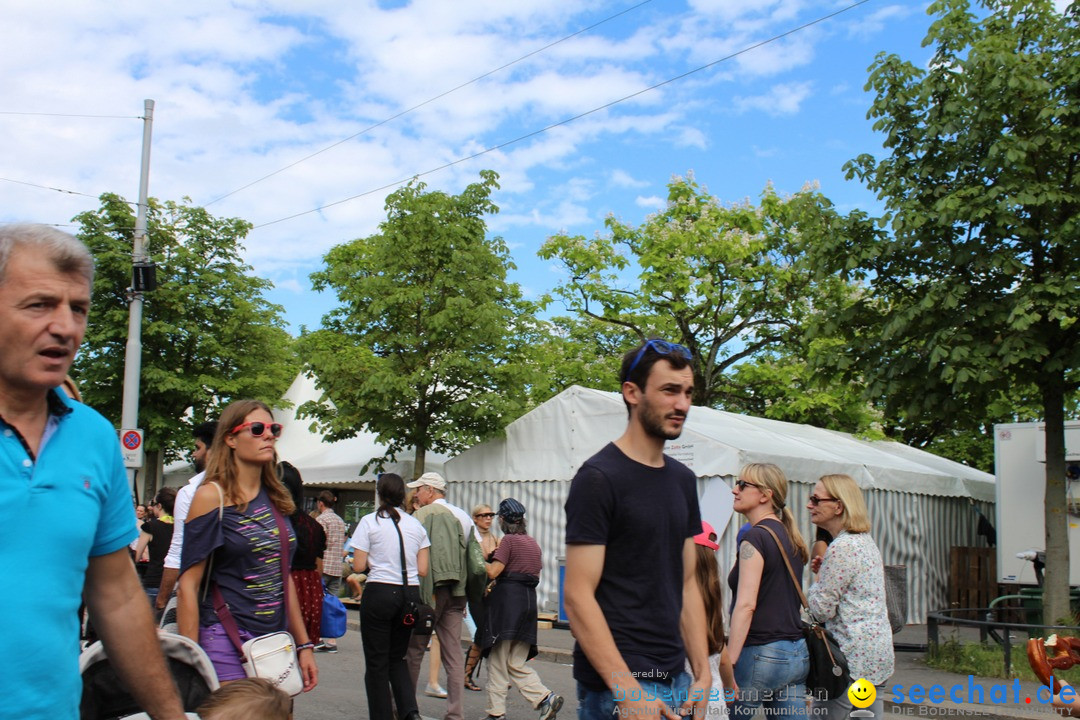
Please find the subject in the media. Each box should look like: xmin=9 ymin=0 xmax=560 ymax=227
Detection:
xmin=241 ymin=631 xmax=304 ymax=697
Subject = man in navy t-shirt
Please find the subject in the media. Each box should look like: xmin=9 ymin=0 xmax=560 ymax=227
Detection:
xmin=564 ymin=338 xmax=709 ymax=720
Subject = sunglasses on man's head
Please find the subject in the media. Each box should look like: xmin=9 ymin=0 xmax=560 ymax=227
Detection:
xmin=623 ymin=339 xmax=692 ymax=383
xmin=230 ymin=421 xmax=283 ymax=438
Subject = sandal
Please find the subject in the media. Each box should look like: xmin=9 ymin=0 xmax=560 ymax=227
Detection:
xmin=464 ymin=642 xmax=483 ymax=691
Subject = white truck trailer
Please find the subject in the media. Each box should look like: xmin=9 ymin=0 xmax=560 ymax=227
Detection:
xmin=994 ymin=421 xmax=1080 ymax=585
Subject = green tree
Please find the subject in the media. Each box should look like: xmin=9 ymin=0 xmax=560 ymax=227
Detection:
xmin=73 ymin=194 xmax=297 ymax=495
xmin=523 ymin=315 xmax=636 ymax=405
xmin=298 ymin=171 xmax=533 ymax=475
xmin=729 ymin=345 xmax=884 ymax=437
xmin=539 ymin=174 xmax=879 ymax=434
xmin=813 ymin=0 xmax=1080 ymax=620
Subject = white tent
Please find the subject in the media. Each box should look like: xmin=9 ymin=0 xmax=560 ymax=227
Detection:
xmin=444 ymin=385 xmax=996 ymax=622
xmin=164 ymin=373 xmax=449 ymax=488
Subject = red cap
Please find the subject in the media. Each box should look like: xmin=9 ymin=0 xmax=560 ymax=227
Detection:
xmin=694 ymin=521 xmax=719 ymax=551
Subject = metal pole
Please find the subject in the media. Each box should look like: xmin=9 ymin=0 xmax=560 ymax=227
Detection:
xmin=121 ymin=99 xmax=154 ymax=495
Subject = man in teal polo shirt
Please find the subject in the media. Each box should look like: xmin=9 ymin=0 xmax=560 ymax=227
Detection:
xmin=0 ymin=224 xmax=186 ymax=720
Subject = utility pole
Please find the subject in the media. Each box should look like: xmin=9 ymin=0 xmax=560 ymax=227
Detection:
xmin=120 ymin=99 xmax=155 ymax=497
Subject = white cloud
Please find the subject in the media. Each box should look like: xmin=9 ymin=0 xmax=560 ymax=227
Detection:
xmin=635 ymin=195 xmax=665 ymax=210
xmin=845 ymin=5 xmax=916 ymax=39
xmin=274 ymin=277 xmax=305 ymax=294
xmin=610 ymin=170 xmax=649 ymax=189
xmin=0 ymin=0 xmax=917 ymax=332
xmin=673 ymin=127 xmax=708 ymax=149
xmin=734 ymin=81 xmax=813 ymax=115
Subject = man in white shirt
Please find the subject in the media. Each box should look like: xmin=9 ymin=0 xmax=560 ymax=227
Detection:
xmin=155 ymin=420 xmax=216 ymax=618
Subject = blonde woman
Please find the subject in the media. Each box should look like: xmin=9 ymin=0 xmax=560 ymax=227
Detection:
xmin=464 ymin=504 xmax=501 ymax=691
xmin=728 ymin=463 xmax=809 ymax=718
xmin=472 ymin=504 xmax=500 ymax=557
xmin=807 ymin=474 xmax=894 ymax=718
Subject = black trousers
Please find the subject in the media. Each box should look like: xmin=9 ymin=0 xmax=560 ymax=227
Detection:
xmin=360 ymin=582 xmax=420 ymax=720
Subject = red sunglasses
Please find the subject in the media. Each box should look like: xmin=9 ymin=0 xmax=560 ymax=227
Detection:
xmin=230 ymin=421 xmax=282 ymax=438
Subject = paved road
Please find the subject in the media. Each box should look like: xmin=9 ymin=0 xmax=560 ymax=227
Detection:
xmin=292 ymin=628 xmax=577 ymax=720
xmin=290 ymin=621 xmax=1035 ymax=719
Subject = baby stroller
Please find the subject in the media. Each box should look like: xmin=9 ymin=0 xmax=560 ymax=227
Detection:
xmin=79 ymin=630 xmax=217 ymax=720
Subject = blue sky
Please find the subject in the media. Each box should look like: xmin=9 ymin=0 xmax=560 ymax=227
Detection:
xmin=2 ymin=0 xmax=985 ymax=332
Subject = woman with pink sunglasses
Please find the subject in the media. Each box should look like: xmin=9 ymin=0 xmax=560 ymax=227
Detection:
xmin=177 ymin=399 xmax=318 ymax=692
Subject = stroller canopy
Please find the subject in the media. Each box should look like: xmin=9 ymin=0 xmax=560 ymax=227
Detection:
xmin=80 ymin=632 xmax=218 ymax=720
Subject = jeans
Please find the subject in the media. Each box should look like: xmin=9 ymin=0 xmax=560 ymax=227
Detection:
xmin=322 ymin=573 xmax=342 ymax=596
xmin=577 ymin=671 xmax=691 ymax=720
xmin=361 ymin=582 xmax=421 ymax=720
xmin=731 ymin=638 xmax=809 ymax=718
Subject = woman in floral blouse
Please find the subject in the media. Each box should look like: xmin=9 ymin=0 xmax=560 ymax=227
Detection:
xmin=806 ymin=473 xmax=894 ymax=719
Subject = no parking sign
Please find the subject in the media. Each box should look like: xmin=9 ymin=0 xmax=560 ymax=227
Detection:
xmin=120 ymin=428 xmax=144 ymax=469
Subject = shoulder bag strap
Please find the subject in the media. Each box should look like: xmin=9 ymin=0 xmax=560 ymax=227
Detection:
xmin=392 ymin=514 xmax=409 ymax=589
xmin=212 ymin=585 xmax=247 ymax=653
xmin=759 ymin=523 xmax=810 ymax=610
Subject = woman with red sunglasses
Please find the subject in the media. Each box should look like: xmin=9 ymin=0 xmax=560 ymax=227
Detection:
xmin=177 ymin=399 xmax=318 ymax=693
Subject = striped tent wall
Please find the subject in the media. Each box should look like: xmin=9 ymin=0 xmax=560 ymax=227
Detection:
xmin=448 ymin=476 xmax=994 ymax=624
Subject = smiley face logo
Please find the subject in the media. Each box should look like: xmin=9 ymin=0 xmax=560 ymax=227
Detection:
xmin=847 ymin=678 xmax=876 ymax=708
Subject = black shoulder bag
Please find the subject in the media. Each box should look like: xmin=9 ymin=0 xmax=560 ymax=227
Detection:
xmin=760 ymin=524 xmax=851 ymax=700
xmin=392 ymin=516 xmax=435 ymax=635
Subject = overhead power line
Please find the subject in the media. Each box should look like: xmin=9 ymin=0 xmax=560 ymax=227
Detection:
xmin=205 ymin=0 xmax=657 ymax=207
xmin=0 ymin=176 xmax=105 ymax=201
xmin=0 ymin=111 xmax=141 ymax=119
xmin=0 ymin=221 xmax=76 ymax=228
xmin=253 ymin=0 xmax=877 ymax=230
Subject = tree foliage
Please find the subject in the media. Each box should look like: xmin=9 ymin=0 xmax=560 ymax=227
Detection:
xmin=73 ymin=194 xmax=298 ymax=469
xmin=523 ymin=315 xmax=636 ymax=405
xmin=539 ymin=174 xmax=879 ymax=434
xmin=298 ymin=171 xmax=534 ymax=475
xmin=729 ymin=344 xmax=884 ymax=438
xmin=812 ymin=0 xmax=1080 ymax=620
